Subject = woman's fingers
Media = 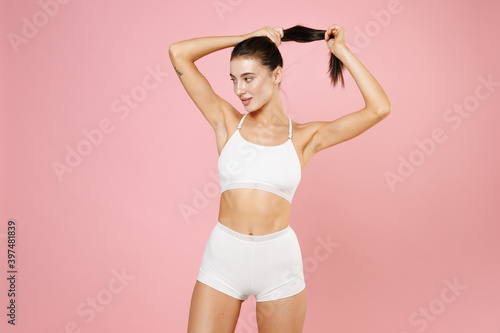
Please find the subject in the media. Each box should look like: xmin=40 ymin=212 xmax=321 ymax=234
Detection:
xmin=276 ymin=27 xmax=284 ymax=38
xmin=325 ymin=26 xmax=333 ymax=41
xmin=325 ymin=24 xmax=343 ymax=41
xmin=270 ymin=27 xmax=282 ymax=45
xmin=245 ymin=26 xmax=283 ymax=46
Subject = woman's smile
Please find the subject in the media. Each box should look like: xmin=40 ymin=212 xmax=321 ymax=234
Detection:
xmin=241 ymin=97 xmax=252 ymax=105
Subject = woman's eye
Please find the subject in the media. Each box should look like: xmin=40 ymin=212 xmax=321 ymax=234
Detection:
xmin=230 ymin=78 xmax=252 ymax=83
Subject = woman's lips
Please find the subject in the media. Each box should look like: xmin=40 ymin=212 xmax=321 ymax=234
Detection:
xmin=241 ymin=97 xmax=252 ymax=105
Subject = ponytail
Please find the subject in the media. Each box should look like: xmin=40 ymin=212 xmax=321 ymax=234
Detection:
xmin=282 ymin=25 xmax=345 ymax=88
xmin=231 ymin=24 xmax=345 ymax=88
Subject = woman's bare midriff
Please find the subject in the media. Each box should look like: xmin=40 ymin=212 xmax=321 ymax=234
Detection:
xmin=217 ymin=188 xmax=291 ymax=236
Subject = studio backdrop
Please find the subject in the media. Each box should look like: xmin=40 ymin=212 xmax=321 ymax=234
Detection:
xmin=1 ymin=0 xmax=499 ymax=332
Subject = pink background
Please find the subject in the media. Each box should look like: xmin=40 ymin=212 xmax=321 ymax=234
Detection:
xmin=2 ymin=0 xmax=500 ymax=332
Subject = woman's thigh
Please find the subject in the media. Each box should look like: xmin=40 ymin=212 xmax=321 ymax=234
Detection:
xmin=256 ymin=288 xmax=307 ymax=333
xmin=187 ymin=280 xmax=244 ymax=333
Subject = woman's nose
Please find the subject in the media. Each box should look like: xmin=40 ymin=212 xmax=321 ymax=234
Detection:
xmin=235 ymin=82 xmax=245 ymax=94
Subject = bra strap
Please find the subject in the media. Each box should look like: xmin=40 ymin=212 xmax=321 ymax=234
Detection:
xmin=237 ymin=114 xmax=247 ymax=129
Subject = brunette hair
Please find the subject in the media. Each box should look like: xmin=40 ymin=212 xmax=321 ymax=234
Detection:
xmin=231 ymin=24 xmax=345 ymax=87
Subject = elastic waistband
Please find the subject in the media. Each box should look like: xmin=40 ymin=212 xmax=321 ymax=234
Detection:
xmin=216 ymin=221 xmax=291 ymax=242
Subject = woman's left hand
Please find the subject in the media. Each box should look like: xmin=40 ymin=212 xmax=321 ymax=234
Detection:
xmin=325 ymin=24 xmax=348 ymax=57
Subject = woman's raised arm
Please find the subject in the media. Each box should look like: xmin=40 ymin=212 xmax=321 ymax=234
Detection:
xmin=168 ymin=34 xmax=248 ymax=129
xmin=168 ymin=27 xmax=283 ymax=129
xmin=305 ymin=24 xmax=391 ymax=156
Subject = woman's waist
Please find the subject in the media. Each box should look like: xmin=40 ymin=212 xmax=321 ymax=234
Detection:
xmin=217 ymin=217 xmax=290 ymax=236
xmin=218 ymin=190 xmax=291 ymax=235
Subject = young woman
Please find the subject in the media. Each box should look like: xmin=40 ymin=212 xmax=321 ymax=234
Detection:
xmin=169 ymin=24 xmax=391 ymax=333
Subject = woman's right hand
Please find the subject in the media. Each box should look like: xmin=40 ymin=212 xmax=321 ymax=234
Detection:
xmin=243 ymin=26 xmax=284 ymax=47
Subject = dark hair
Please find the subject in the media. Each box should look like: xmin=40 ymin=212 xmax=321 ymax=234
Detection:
xmin=231 ymin=24 xmax=345 ymax=88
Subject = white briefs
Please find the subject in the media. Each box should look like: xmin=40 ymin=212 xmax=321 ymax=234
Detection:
xmin=197 ymin=221 xmax=306 ymax=302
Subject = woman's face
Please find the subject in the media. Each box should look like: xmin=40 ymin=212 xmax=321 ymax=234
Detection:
xmin=229 ymin=57 xmax=279 ymax=112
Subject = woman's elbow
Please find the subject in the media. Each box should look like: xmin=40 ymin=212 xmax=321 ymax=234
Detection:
xmin=169 ymin=43 xmax=180 ymax=59
xmin=375 ymin=104 xmax=391 ymax=118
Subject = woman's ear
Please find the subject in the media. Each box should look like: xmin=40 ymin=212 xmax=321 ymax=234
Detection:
xmin=273 ymin=66 xmax=283 ymax=85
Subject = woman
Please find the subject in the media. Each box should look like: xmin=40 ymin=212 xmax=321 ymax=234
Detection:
xmin=169 ymin=24 xmax=391 ymax=333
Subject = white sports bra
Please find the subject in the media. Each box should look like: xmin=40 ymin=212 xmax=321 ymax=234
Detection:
xmin=218 ymin=113 xmax=301 ymax=203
